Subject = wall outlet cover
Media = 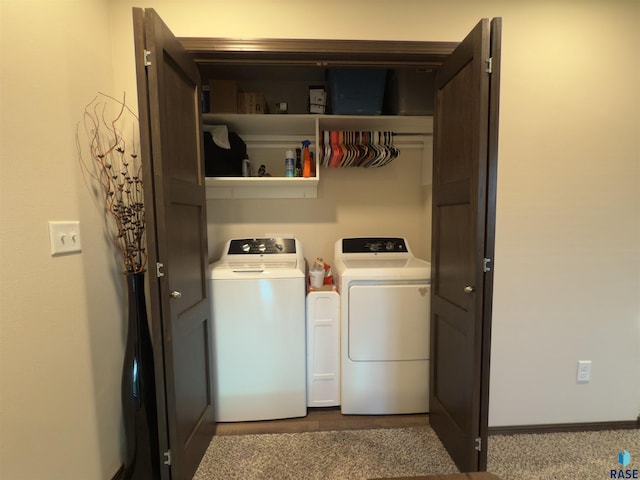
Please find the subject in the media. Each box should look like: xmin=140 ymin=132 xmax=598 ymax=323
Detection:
xmin=576 ymin=360 xmax=592 ymax=384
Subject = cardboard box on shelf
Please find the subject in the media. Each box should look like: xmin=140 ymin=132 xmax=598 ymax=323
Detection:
xmin=309 ymin=86 xmax=326 ymax=114
xmin=209 ymin=80 xmax=238 ymax=113
xmin=237 ymin=92 xmax=265 ymax=114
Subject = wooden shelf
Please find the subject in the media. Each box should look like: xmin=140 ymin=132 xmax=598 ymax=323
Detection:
xmin=203 ymin=113 xmax=432 ymax=135
xmin=205 ymin=176 xmax=318 ymax=199
xmin=203 ymin=113 xmax=316 ymax=136
xmin=318 ymin=114 xmax=432 ymax=134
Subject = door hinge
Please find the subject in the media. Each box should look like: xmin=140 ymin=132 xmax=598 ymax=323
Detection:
xmin=156 ymin=262 xmax=165 ymax=278
xmin=163 ymin=450 xmax=171 ymax=466
xmin=485 ymin=57 xmax=493 ymax=74
xmin=144 ymin=49 xmax=152 ymax=66
xmin=483 ymin=257 xmax=492 ymax=273
xmin=475 ymin=437 xmax=482 ymax=452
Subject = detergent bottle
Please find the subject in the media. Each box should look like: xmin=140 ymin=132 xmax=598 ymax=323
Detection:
xmin=302 ymin=140 xmax=312 ymax=178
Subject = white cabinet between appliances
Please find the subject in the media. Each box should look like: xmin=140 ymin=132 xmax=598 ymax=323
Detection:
xmin=306 ymin=288 xmax=340 ymax=407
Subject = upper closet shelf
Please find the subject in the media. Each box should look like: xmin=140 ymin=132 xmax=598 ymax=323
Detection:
xmin=205 ymin=176 xmax=318 ymax=199
xmin=202 ymin=113 xmax=433 ymax=137
xmin=203 ymin=113 xmax=315 ymax=136
xmin=318 ymin=115 xmax=432 ymax=134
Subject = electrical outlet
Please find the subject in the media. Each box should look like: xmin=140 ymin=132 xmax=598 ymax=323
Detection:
xmin=577 ymin=360 xmax=592 ymax=383
xmin=49 ymin=221 xmax=82 ymax=256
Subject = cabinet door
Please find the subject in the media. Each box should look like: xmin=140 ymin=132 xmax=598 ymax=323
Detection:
xmin=133 ymin=8 xmax=214 ymax=480
xmin=429 ymin=17 xmax=501 ymax=472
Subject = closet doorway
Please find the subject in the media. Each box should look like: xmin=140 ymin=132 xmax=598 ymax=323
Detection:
xmin=133 ymin=8 xmax=500 ymax=479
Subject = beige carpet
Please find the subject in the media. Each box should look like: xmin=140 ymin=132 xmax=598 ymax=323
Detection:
xmin=194 ymin=427 xmax=458 ymax=479
xmin=488 ymin=429 xmax=640 ymax=479
xmin=371 ymin=473 xmax=501 ymax=480
xmin=193 ymin=426 xmax=640 ymax=480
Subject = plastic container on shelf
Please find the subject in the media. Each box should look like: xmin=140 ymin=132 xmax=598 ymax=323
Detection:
xmin=328 ymin=68 xmax=387 ymax=115
xmin=383 ymin=68 xmax=435 ymax=115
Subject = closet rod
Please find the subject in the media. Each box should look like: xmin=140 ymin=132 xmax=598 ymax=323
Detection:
xmin=242 ymin=142 xmax=424 ymax=149
xmin=321 ymin=131 xmax=431 ymax=137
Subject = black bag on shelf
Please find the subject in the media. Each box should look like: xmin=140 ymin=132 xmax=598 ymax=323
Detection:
xmin=203 ymin=130 xmax=246 ymax=177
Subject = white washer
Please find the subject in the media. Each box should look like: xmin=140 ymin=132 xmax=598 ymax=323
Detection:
xmin=208 ymin=237 xmax=306 ymax=422
xmin=334 ymin=237 xmax=431 ymax=415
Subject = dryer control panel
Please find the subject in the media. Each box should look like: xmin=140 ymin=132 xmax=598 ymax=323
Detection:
xmin=342 ymin=237 xmax=407 ymax=254
xmin=227 ymin=237 xmax=296 ymax=255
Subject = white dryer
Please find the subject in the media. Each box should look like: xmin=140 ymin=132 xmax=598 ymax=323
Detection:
xmin=208 ymin=237 xmax=306 ymax=422
xmin=334 ymin=237 xmax=431 ymax=415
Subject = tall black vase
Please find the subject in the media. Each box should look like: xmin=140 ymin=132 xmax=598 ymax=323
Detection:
xmin=121 ymin=272 xmax=161 ymax=480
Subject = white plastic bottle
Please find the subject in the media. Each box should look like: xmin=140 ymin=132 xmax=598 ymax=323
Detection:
xmin=285 ymin=149 xmax=294 ymax=177
xmin=242 ymin=156 xmax=251 ymax=177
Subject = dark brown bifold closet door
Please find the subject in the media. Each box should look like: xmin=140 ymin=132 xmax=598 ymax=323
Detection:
xmin=429 ymin=17 xmax=501 ymax=473
xmin=133 ymin=8 xmax=214 ymax=480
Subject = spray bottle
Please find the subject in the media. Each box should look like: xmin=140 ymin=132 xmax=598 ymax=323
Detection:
xmin=302 ymin=140 xmax=312 ymax=178
xmin=285 ymin=149 xmax=294 ymax=177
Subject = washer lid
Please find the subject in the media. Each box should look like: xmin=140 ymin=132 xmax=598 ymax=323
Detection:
xmin=225 ymin=261 xmax=297 ymax=270
xmin=209 ymin=260 xmax=304 ymax=279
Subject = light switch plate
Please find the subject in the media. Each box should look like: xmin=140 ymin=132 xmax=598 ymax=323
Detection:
xmin=576 ymin=360 xmax=592 ymax=383
xmin=49 ymin=221 xmax=82 ymax=256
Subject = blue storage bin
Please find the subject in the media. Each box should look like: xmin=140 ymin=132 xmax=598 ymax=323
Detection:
xmin=328 ymin=68 xmax=387 ymax=115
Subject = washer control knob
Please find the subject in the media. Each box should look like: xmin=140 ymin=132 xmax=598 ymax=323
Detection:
xmin=464 ymin=285 xmax=475 ymax=294
xmin=258 ymin=243 xmax=266 ymax=253
xmin=242 ymin=243 xmax=251 ymax=253
xmin=385 ymin=241 xmax=395 ymax=251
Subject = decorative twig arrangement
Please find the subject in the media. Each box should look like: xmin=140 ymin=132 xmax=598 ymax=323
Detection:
xmin=77 ymin=93 xmax=147 ymax=273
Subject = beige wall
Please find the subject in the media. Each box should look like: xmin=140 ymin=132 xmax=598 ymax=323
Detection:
xmin=207 ymin=149 xmax=431 ymax=264
xmin=1 ymin=1 xmax=638 ymax=479
xmin=0 ymin=1 xmax=124 ymax=479
xmin=487 ymin=1 xmax=640 ymax=425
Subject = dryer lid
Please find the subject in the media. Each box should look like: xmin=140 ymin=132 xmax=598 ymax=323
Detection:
xmin=342 ymin=258 xmax=416 ymax=269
